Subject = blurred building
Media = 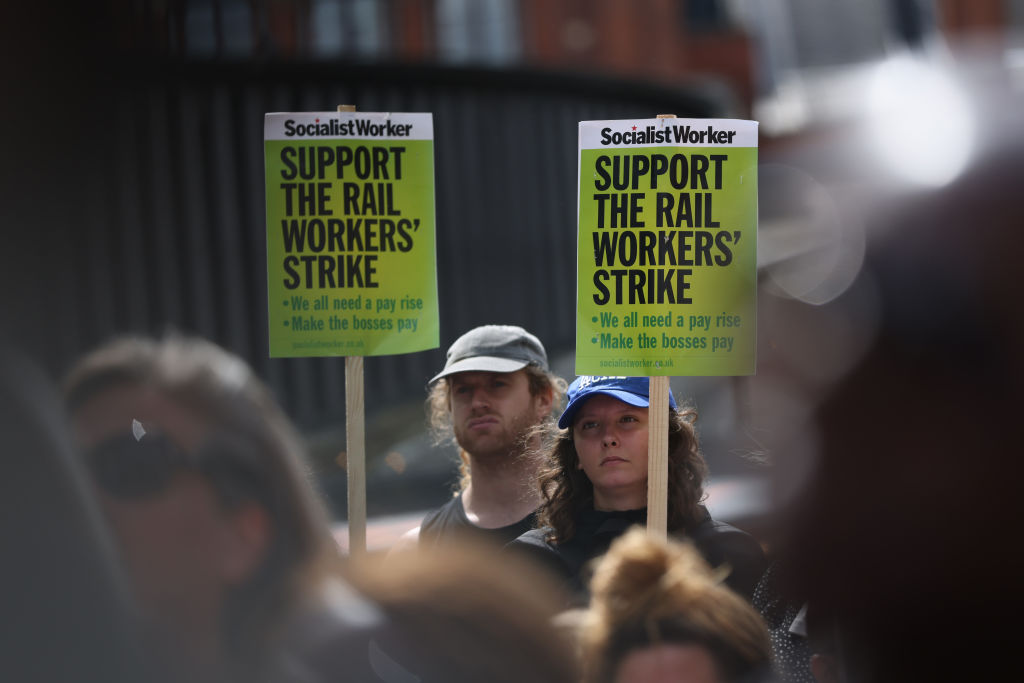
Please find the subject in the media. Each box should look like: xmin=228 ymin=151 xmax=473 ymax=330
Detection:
xmin=106 ymin=0 xmax=1024 ymax=124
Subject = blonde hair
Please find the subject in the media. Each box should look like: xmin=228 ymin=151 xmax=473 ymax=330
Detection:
xmin=426 ymin=364 xmax=566 ymax=494
xmin=582 ymin=529 xmax=770 ymax=683
xmin=351 ymin=539 xmax=578 ymax=682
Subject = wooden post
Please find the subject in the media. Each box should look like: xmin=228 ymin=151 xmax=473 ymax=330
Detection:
xmin=345 ymin=355 xmax=366 ymax=556
xmin=647 ymin=114 xmax=676 ymax=539
xmin=338 ymin=104 xmax=367 ymax=557
xmin=647 ymin=376 xmax=671 ymax=538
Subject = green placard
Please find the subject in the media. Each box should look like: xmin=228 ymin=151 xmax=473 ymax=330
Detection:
xmin=264 ymin=112 xmax=438 ymax=358
xmin=575 ymin=118 xmax=758 ymax=376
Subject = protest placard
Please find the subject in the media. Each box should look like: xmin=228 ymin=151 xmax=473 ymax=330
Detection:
xmin=264 ymin=112 xmax=438 ymax=358
xmin=574 ymin=118 xmax=758 ymax=376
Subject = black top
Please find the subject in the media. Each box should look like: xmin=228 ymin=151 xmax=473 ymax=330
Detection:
xmin=752 ymin=561 xmax=816 ymax=683
xmin=507 ymin=506 xmax=766 ymax=606
xmin=419 ymin=493 xmax=538 ymax=549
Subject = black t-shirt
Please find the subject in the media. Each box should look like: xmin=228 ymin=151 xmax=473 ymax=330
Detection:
xmin=507 ymin=506 xmax=766 ymax=606
xmin=419 ymin=493 xmax=538 ymax=549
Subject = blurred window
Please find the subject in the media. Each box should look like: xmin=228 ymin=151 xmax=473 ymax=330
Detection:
xmin=436 ymin=0 xmax=521 ymax=64
xmin=312 ymin=0 xmax=388 ymax=57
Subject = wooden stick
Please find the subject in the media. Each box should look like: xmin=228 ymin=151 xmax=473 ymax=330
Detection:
xmin=338 ymin=103 xmax=366 ymax=557
xmin=647 ymin=113 xmax=676 ymax=538
xmin=345 ymin=355 xmax=366 ymax=556
xmin=647 ymin=376 xmax=670 ymax=538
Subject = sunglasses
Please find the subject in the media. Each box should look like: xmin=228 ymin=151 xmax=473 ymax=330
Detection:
xmin=85 ymin=427 xmax=266 ymax=504
xmin=85 ymin=428 xmax=197 ymax=499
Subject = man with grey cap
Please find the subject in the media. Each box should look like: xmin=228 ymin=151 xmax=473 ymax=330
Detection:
xmin=392 ymin=325 xmax=566 ymax=551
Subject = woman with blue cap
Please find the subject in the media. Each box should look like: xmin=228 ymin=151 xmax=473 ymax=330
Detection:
xmin=508 ymin=376 xmax=765 ymax=606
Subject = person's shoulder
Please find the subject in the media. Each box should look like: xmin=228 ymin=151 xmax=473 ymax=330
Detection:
xmin=686 ymin=512 xmax=767 ymax=599
xmin=418 ymin=495 xmax=465 ymax=533
xmin=507 ymin=526 xmax=553 ymax=550
xmin=707 ymin=517 xmax=755 ymax=538
xmin=389 ymin=497 xmax=464 ymax=556
xmin=506 ymin=527 xmax=564 ymax=566
xmin=505 ymin=527 xmax=576 ymax=588
xmin=421 ymin=494 xmax=463 ymax=521
xmin=693 ymin=517 xmax=764 ymax=561
xmin=689 ymin=511 xmax=758 ymax=546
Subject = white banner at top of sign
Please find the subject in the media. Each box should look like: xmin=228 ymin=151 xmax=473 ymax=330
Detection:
xmin=579 ymin=118 xmax=757 ymax=149
xmin=265 ymin=112 xmax=434 ymax=141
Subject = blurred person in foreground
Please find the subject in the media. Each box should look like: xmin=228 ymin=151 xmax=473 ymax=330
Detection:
xmin=393 ymin=324 xmax=565 ymax=550
xmin=1 ymin=348 xmax=150 ymax=683
xmin=64 ymin=335 xmax=383 ymax=683
xmin=580 ymin=528 xmax=772 ymax=683
xmin=509 ymin=376 xmax=765 ymax=605
xmin=763 ymin=138 xmax=1024 ymax=680
xmin=350 ymin=538 xmax=578 ymax=682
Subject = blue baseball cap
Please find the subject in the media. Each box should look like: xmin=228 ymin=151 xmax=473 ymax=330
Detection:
xmin=558 ymin=376 xmax=677 ymax=429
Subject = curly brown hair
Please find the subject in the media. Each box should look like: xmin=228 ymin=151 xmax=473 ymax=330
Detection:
xmin=426 ymin=364 xmax=567 ymax=494
xmin=535 ymin=404 xmax=707 ymax=543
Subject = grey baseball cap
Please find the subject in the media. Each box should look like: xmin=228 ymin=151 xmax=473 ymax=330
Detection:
xmin=430 ymin=325 xmax=548 ymax=384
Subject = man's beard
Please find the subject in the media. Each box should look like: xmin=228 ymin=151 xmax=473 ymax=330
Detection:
xmin=455 ymin=405 xmax=538 ymax=462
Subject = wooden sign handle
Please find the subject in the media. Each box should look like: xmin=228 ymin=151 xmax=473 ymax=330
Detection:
xmin=647 ymin=114 xmax=675 ymax=538
xmin=345 ymin=355 xmax=366 ymax=556
xmin=338 ymin=103 xmax=366 ymax=557
xmin=647 ymin=376 xmax=670 ymax=538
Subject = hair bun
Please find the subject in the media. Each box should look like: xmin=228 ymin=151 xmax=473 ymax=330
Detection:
xmin=589 ymin=528 xmax=714 ymax=623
